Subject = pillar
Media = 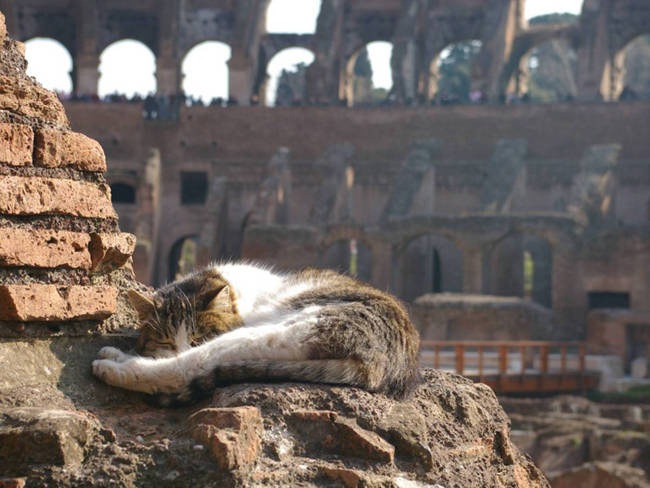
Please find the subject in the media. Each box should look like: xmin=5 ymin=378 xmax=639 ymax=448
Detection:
xmin=228 ymin=48 xmax=254 ymax=105
xmin=461 ymin=246 xmax=483 ymax=294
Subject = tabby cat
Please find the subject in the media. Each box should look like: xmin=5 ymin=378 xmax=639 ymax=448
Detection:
xmin=92 ymin=263 xmax=420 ymax=406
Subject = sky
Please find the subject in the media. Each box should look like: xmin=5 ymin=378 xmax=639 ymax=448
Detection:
xmin=25 ymin=0 xmax=584 ymax=105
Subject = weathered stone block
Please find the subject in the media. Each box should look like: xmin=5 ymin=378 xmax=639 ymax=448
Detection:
xmin=322 ymin=467 xmax=364 ymax=488
xmin=189 ymin=407 xmax=262 ymax=471
xmin=0 ymin=75 xmax=69 ymax=128
xmin=0 ymin=285 xmax=117 ymax=321
xmin=0 ymin=12 xmax=6 ymax=42
xmin=0 ymin=408 xmax=95 ymax=475
xmin=0 ymin=124 xmax=33 ymax=167
xmin=290 ymin=409 xmax=395 ymax=464
xmin=0 ymin=228 xmax=91 ymax=269
xmin=0 ymin=176 xmax=116 ymax=219
xmin=89 ymin=233 xmax=136 ymax=271
xmin=34 ymin=129 xmax=106 ymax=172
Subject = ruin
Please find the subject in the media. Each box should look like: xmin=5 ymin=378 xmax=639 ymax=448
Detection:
xmin=0 ymin=10 xmax=554 ymax=486
xmin=1 ymin=1 xmax=649 ymax=484
xmin=2 ymin=0 xmax=648 ymax=372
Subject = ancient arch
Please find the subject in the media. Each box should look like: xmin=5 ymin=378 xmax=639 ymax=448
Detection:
xmin=24 ymin=38 xmax=73 ymax=95
xmin=394 ymin=234 xmax=463 ymax=302
xmin=98 ymin=39 xmax=156 ymax=98
xmin=343 ymin=41 xmax=394 ymax=107
xmin=181 ymin=41 xmax=232 ymax=104
xmin=483 ymin=233 xmax=552 ymax=307
xmin=321 ymin=239 xmax=372 ymax=283
xmin=428 ymin=40 xmax=483 ymax=104
xmin=264 ymin=47 xmax=315 ymax=106
xmin=525 ymin=38 xmax=578 ymax=103
xmin=168 ymin=235 xmax=199 ymax=282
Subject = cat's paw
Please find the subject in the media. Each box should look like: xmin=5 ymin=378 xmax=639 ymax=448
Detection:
xmin=92 ymin=359 xmax=123 ymax=386
xmin=98 ymin=346 xmax=130 ymax=362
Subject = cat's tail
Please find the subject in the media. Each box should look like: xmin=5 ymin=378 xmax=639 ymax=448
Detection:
xmin=146 ymin=359 xmax=375 ymax=408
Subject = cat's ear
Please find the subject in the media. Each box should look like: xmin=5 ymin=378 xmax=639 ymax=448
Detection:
xmin=127 ymin=289 xmax=155 ymax=322
xmin=202 ymin=285 xmax=232 ymax=312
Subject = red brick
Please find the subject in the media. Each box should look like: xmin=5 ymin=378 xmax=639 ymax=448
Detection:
xmin=0 ymin=285 xmax=117 ymax=321
xmin=34 ymin=129 xmax=106 ymax=172
xmin=0 ymin=75 xmax=69 ymax=129
xmin=89 ymin=233 xmax=136 ymax=271
xmin=0 ymin=176 xmax=116 ymax=219
xmin=0 ymin=228 xmax=91 ymax=269
xmin=189 ymin=407 xmax=262 ymax=471
xmin=0 ymin=124 xmax=31 ymax=167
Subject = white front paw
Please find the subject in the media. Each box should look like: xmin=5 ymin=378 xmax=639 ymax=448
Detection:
xmin=93 ymin=359 xmax=124 ymax=386
xmin=98 ymin=346 xmax=131 ymax=362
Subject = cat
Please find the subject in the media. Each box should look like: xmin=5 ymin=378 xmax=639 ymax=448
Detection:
xmin=92 ymin=262 xmax=421 ymax=406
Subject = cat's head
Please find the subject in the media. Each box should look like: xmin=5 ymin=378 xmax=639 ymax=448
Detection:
xmin=128 ymin=275 xmax=240 ymax=358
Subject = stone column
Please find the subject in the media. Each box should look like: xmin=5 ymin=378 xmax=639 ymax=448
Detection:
xmin=157 ymin=53 xmax=180 ymax=96
xmin=475 ymin=0 xmax=523 ymax=101
xmin=461 ymin=246 xmax=483 ymax=294
xmin=76 ymin=54 xmax=99 ymax=95
xmin=157 ymin=0 xmax=181 ymax=96
xmin=576 ymin=0 xmax=616 ymax=101
xmin=74 ymin=0 xmax=99 ymax=95
xmin=228 ymin=49 xmax=254 ymax=105
xmin=371 ymin=241 xmax=392 ymax=291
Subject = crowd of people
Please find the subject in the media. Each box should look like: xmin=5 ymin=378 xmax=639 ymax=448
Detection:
xmin=54 ymin=85 xmax=645 ymax=117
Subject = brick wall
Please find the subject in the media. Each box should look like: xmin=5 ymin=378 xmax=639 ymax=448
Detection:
xmin=0 ymin=16 xmax=137 ymax=334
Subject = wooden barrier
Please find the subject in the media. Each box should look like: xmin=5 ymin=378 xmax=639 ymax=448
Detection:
xmin=419 ymin=341 xmax=598 ymax=393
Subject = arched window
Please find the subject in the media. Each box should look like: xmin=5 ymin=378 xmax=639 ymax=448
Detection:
xmin=110 ymin=183 xmax=136 ymax=204
xmin=345 ymin=41 xmax=393 ymax=107
xmin=182 ymin=41 xmax=231 ymax=104
xmin=620 ymin=34 xmax=650 ymax=101
xmin=98 ymin=40 xmax=156 ymax=99
xmin=396 ymin=234 xmax=463 ymax=302
xmin=322 ymin=239 xmax=372 ymax=283
xmin=266 ymin=0 xmax=321 ymax=34
xmin=434 ymin=40 xmax=482 ymax=104
xmin=484 ymin=234 xmax=552 ymax=307
xmin=526 ymin=39 xmax=577 ymax=103
xmin=266 ymin=48 xmax=315 ymax=106
xmin=169 ymin=236 xmax=198 ymax=282
xmin=24 ymin=38 xmax=73 ymax=95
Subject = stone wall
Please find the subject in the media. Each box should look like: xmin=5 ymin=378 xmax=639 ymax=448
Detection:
xmin=411 ymin=293 xmax=556 ymax=341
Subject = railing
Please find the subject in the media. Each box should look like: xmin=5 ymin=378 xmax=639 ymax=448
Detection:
xmin=419 ymin=341 xmax=594 ymax=392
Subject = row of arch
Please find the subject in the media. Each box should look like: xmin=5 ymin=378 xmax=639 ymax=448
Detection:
xmin=167 ymin=232 xmax=553 ymax=308
xmin=26 ymin=32 xmax=650 ymax=106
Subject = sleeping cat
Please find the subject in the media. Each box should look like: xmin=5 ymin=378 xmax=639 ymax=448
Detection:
xmin=92 ymin=262 xmax=421 ymax=406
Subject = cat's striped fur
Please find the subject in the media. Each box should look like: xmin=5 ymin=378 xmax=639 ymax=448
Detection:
xmin=92 ymin=263 xmax=420 ymax=406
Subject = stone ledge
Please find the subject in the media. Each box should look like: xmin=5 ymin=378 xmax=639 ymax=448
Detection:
xmin=0 ymin=124 xmax=33 ymax=167
xmin=0 ymin=175 xmax=116 ymax=219
xmin=0 ymin=285 xmax=117 ymax=321
xmin=34 ymin=129 xmax=106 ymax=172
